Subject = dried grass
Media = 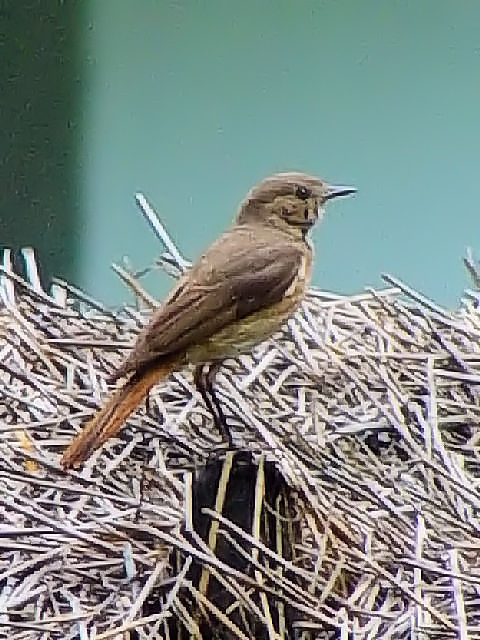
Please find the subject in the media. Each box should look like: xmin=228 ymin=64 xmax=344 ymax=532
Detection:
xmin=1 ymin=210 xmax=480 ymax=639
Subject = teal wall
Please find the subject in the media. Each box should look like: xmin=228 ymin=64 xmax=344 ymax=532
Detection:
xmin=3 ymin=2 xmax=480 ymax=306
xmin=1 ymin=1 xmax=83 ymax=286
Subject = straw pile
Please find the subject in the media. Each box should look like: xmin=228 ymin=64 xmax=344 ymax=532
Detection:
xmin=1 ymin=237 xmax=480 ymax=639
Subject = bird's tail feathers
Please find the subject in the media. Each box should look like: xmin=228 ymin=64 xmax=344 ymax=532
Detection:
xmin=61 ymin=360 xmax=176 ymax=469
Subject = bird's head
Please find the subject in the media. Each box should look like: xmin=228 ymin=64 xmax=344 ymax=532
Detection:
xmin=236 ymin=172 xmax=356 ymax=239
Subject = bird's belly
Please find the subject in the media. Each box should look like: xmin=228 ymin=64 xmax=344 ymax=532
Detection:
xmin=186 ymin=289 xmax=305 ymax=364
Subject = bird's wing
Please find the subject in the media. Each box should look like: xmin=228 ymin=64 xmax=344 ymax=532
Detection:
xmin=116 ymin=226 xmax=305 ymax=376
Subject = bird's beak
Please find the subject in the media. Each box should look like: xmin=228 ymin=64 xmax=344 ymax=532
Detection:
xmin=324 ymin=184 xmax=357 ymax=201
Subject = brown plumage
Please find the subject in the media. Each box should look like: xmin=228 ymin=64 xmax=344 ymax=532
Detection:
xmin=61 ymin=172 xmax=355 ymax=469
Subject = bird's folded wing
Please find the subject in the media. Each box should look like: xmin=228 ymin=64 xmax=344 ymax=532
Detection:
xmin=117 ymin=228 xmax=305 ymax=375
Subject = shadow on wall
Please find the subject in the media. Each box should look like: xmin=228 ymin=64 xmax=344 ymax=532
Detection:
xmin=0 ymin=1 xmax=84 ymax=288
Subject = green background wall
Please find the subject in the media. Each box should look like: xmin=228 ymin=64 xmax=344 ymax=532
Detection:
xmin=2 ymin=1 xmax=480 ymax=306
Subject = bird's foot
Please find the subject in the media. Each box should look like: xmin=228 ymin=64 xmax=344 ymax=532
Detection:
xmin=194 ymin=362 xmax=233 ymax=448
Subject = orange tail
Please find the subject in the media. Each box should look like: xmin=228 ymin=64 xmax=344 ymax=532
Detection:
xmin=61 ymin=359 xmax=177 ymax=469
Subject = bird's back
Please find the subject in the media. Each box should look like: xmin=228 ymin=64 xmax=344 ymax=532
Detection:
xmin=115 ymin=223 xmax=311 ymax=376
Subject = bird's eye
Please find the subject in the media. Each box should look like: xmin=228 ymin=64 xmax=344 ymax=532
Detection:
xmin=295 ymin=185 xmax=311 ymax=201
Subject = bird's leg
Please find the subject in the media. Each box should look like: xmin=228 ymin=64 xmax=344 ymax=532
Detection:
xmin=193 ymin=363 xmax=232 ymax=447
xmin=145 ymin=391 xmax=152 ymax=414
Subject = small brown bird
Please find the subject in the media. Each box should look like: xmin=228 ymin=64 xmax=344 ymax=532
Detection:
xmin=61 ymin=172 xmax=355 ymax=469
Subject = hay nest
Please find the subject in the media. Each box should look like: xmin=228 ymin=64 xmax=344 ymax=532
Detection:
xmin=1 ymin=231 xmax=480 ymax=639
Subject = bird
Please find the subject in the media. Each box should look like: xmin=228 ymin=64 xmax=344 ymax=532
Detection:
xmin=61 ymin=172 xmax=355 ymax=469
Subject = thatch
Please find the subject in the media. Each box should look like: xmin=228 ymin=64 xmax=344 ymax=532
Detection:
xmin=1 ymin=229 xmax=480 ymax=639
